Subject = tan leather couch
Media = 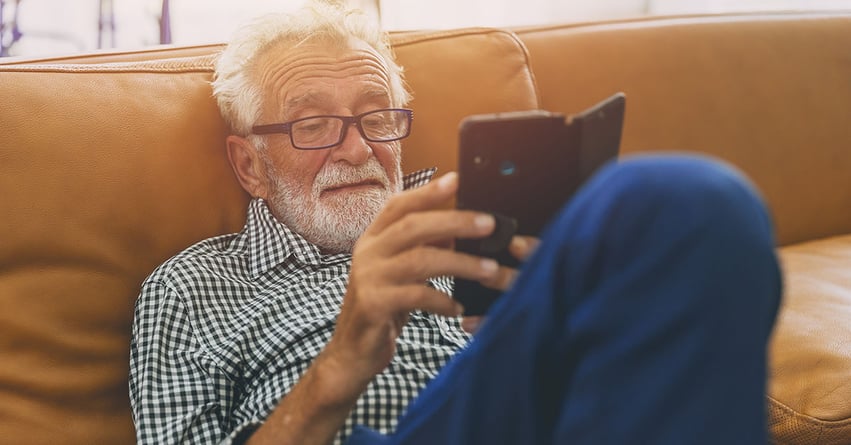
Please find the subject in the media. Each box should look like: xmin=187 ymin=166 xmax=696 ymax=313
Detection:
xmin=1 ymin=10 xmax=849 ymax=445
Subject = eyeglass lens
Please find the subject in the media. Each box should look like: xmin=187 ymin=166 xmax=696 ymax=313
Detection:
xmin=290 ymin=109 xmax=409 ymax=149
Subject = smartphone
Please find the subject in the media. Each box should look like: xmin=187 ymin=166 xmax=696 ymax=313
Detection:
xmin=454 ymin=92 xmax=626 ymax=315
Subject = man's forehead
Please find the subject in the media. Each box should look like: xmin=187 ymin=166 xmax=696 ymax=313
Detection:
xmin=256 ymin=40 xmax=393 ymax=107
xmin=261 ymin=37 xmax=389 ymax=77
xmin=258 ymin=43 xmax=392 ymax=119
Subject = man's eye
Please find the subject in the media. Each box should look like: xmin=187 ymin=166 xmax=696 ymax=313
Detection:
xmin=362 ymin=117 xmax=385 ymax=128
xmin=296 ymin=119 xmax=330 ymax=133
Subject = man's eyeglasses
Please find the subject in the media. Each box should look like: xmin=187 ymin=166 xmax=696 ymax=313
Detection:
xmin=251 ymin=108 xmax=413 ymax=150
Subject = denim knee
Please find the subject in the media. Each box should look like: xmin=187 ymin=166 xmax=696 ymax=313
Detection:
xmin=570 ymin=153 xmax=775 ymax=246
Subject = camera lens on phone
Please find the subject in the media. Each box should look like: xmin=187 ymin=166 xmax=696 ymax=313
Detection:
xmin=499 ymin=160 xmax=516 ymax=176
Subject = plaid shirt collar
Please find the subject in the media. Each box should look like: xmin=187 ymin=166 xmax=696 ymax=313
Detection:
xmin=247 ymin=167 xmax=437 ymax=277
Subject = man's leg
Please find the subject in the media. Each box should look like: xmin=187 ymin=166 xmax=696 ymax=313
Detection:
xmin=348 ymin=154 xmax=782 ymax=445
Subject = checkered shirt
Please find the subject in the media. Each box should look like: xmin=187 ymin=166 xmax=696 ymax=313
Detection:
xmin=129 ymin=167 xmax=470 ymax=445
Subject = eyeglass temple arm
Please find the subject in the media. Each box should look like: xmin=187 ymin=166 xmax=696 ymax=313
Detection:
xmin=251 ymin=123 xmax=290 ymax=135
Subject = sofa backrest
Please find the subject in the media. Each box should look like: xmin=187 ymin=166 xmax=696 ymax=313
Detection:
xmin=0 ymin=29 xmax=538 ymax=443
xmin=514 ymin=11 xmax=851 ymax=246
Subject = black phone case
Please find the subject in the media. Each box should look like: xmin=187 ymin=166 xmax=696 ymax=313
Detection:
xmin=454 ymin=93 xmax=625 ymax=315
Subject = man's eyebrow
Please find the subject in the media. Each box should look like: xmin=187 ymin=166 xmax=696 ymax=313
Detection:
xmin=283 ymin=88 xmax=393 ymax=118
xmin=356 ymin=88 xmax=393 ymax=107
xmin=284 ymin=91 xmax=329 ymax=117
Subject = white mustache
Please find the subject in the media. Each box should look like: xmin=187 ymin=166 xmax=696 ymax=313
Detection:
xmin=313 ymin=158 xmax=390 ymax=194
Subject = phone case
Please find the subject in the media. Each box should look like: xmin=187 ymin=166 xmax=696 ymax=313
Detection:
xmin=454 ymin=93 xmax=625 ymax=315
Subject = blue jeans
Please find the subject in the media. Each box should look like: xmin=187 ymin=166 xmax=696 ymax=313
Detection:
xmin=347 ymin=154 xmax=782 ymax=445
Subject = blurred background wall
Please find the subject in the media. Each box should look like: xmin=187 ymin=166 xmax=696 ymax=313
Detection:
xmin=1 ymin=0 xmax=850 ymax=58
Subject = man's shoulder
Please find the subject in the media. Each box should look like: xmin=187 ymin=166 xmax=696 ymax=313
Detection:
xmin=143 ymin=232 xmax=246 ymax=291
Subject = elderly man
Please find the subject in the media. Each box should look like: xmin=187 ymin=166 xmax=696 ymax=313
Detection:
xmin=129 ymin=3 xmax=781 ymax=445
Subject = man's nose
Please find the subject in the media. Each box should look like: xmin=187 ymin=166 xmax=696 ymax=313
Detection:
xmin=330 ymin=122 xmax=372 ymax=165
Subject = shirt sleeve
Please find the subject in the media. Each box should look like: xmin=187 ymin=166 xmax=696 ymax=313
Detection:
xmin=129 ymin=280 xmax=239 ymax=444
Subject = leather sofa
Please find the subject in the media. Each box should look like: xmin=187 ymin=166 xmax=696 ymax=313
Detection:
xmin=1 ymin=10 xmax=849 ymax=445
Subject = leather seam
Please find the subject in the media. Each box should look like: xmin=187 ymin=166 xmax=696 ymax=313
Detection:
xmin=768 ymin=395 xmax=851 ymax=429
xmin=0 ymin=54 xmax=217 ymax=74
xmin=511 ymin=10 xmax=851 ymax=36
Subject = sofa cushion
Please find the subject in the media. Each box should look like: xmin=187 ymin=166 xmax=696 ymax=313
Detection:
xmin=772 ymin=235 xmax=851 ymax=444
xmin=513 ymin=11 xmax=851 ymax=247
xmin=0 ymin=55 xmax=247 ymax=445
xmin=0 ymin=29 xmax=538 ymax=444
xmin=391 ymin=29 xmax=540 ymax=176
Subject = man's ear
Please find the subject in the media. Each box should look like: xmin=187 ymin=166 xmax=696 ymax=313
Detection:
xmin=226 ymin=135 xmax=270 ymax=199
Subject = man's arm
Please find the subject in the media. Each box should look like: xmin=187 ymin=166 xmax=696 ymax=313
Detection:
xmin=240 ymin=342 xmax=367 ymax=445
xmin=130 ymin=281 xmax=237 ymax=444
xmin=246 ymin=172 xmax=502 ymax=444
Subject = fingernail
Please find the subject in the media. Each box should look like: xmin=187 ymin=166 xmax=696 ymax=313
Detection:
xmin=437 ymin=172 xmax=457 ymax=190
xmin=462 ymin=317 xmax=480 ymax=332
xmin=454 ymin=303 xmax=464 ymax=316
xmin=475 ymin=214 xmax=495 ymax=231
xmin=481 ymin=258 xmax=498 ymax=274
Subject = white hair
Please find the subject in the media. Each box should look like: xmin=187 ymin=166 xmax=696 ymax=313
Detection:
xmin=211 ymin=1 xmax=411 ymax=141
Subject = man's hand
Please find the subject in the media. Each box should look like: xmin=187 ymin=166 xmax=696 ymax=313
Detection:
xmin=461 ymin=234 xmax=541 ymax=334
xmin=247 ymin=172 xmax=501 ymax=445
xmin=247 ymin=173 xmax=538 ymax=445
xmin=324 ymin=172 xmax=502 ymax=390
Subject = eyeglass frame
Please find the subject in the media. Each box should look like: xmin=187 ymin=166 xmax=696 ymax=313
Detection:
xmin=250 ymin=107 xmax=413 ymax=150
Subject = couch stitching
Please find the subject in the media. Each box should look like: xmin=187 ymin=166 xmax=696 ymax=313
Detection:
xmin=510 ymin=10 xmax=851 ymax=36
xmin=0 ymin=54 xmax=217 ymax=74
xmin=768 ymin=395 xmax=851 ymax=429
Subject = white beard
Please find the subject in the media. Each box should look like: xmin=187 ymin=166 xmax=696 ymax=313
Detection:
xmin=264 ymin=156 xmax=403 ymax=254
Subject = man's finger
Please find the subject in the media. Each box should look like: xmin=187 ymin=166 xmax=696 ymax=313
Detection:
xmin=366 ymin=172 xmax=458 ymax=235
xmin=478 ymin=265 xmax=518 ymax=292
xmin=461 ymin=316 xmax=484 ymax=334
xmin=391 ymin=284 xmax=463 ymax=317
xmin=508 ymin=235 xmax=541 ymax=262
xmin=375 ymin=210 xmax=495 ymax=255
xmin=385 ymin=246 xmax=500 ymax=284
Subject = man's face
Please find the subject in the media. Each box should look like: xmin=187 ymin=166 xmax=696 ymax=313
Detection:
xmin=252 ymin=39 xmax=404 ymax=253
